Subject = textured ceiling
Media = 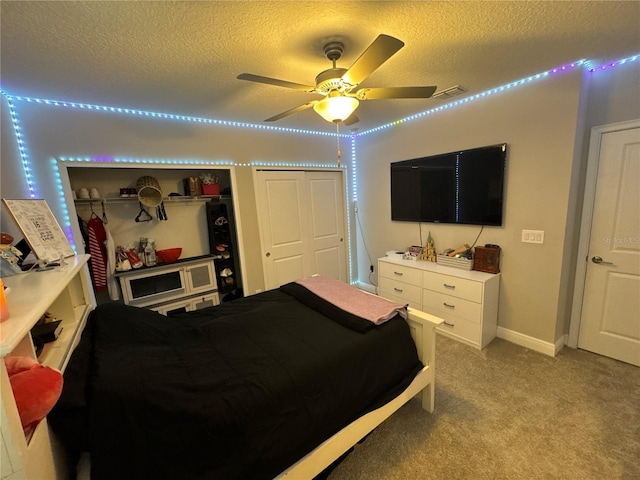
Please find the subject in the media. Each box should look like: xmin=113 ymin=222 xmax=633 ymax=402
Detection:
xmin=1 ymin=1 xmax=639 ymax=132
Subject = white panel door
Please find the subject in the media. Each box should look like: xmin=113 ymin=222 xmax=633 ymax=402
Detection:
xmin=578 ymin=127 xmax=640 ymax=366
xmin=306 ymin=171 xmax=347 ymax=282
xmin=256 ymin=170 xmax=347 ymax=290
xmin=256 ymin=171 xmax=311 ymax=290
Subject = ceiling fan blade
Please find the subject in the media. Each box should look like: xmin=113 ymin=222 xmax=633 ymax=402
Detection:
xmin=344 ymin=113 xmax=359 ymax=126
xmin=264 ymin=101 xmax=317 ymax=122
xmin=237 ymin=73 xmax=316 ymax=92
xmin=354 ymin=86 xmax=437 ymax=100
xmin=341 ymin=34 xmax=405 ymax=87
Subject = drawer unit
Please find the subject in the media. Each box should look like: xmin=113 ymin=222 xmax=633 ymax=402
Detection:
xmin=378 ymin=281 xmax=422 ymax=309
xmin=378 ymin=261 xmax=423 ymax=286
xmin=437 ymin=315 xmax=482 ymax=344
xmin=152 ymin=292 xmax=220 ymax=316
xmin=378 ymin=260 xmax=423 ymax=308
xmin=117 ymin=256 xmax=218 ymax=310
xmin=422 ymin=289 xmax=482 ymax=324
xmin=424 ymin=272 xmax=483 ymax=303
xmin=378 ymin=256 xmax=500 ymax=349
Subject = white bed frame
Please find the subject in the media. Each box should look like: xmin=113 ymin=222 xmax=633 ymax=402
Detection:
xmin=277 ymin=307 xmax=443 ymax=478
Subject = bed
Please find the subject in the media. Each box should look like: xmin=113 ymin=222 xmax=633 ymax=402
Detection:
xmin=49 ymin=276 xmax=443 ymax=479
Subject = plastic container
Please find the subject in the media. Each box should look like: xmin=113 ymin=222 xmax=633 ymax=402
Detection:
xmin=144 ymin=239 xmax=157 ymax=267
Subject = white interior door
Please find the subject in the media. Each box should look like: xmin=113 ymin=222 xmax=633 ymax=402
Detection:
xmin=307 ymin=171 xmax=347 ymax=282
xmin=256 ymin=171 xmax=310 ymax=289
xmin=577 ymin=125 xmax=640 ymax=366
xmin=256 ymin=170 xmax=347 ymax=290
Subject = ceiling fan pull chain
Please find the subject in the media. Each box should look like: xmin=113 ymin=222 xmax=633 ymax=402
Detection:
xmin=336 ymin=121 xmax=341 ymax=166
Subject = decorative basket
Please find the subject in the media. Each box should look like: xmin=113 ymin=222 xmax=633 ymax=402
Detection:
xmin=436 ymin=255 xmax=473 ymax=270
xmin=136 ymin=176 xmax=163 ymax=207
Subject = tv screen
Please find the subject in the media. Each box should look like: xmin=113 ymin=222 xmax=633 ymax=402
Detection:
xmin=390 ymin=143 xmax=507 ymax=226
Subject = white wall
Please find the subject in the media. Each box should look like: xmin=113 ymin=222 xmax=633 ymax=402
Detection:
xmin=355 ymin=71 xmax=583 ymax=345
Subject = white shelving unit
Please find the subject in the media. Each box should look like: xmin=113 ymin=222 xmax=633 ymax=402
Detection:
xmin=115 ymin=255 xmax=219 ymax=314
xmin=1 ymin=255 xmax=95 ymax=479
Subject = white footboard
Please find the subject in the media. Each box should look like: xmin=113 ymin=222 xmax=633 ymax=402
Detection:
xmin=277 ymin=307 xmax=443 ymax=479
xmin=406 ymin=306 xmax=444 ymax=412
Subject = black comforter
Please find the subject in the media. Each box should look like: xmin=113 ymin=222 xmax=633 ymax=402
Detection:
xmin=50 ymin=285 xmax=422 ymax=480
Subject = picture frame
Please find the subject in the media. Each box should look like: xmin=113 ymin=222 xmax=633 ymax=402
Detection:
xmin=1 ymin=199 xmax=75 ymax=262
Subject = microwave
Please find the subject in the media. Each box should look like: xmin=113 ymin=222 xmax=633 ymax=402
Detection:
xmin=117 ymin=256 xmax=218 ymax=309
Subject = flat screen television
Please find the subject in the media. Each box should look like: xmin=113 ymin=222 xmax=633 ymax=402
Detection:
xmin=391 ymin=143 xmax=507 ymax=226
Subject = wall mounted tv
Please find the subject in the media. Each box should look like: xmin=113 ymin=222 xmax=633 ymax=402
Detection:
xmin=391 ymin=143 xmax=507 ymax=226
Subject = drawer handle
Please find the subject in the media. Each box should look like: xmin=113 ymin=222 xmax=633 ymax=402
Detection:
xmin=443 ymin=302 xmax=455 ymax=309
xmin=394 ymin=287 xmax=404 ymax=293
xmin=393 ymin=271 xmax=404 ymax=276
xmin=443 ymin=283 xmax=456 ymax=289
xmin=443 ymin=321 xmax=455 ymax=328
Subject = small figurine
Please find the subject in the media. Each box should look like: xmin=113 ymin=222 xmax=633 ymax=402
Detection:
xmin=419 ymin=232 xmax=437 ymax=262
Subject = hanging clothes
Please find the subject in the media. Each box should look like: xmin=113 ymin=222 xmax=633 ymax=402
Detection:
xmin=87 ymin=215 xmax=108 ymax=292
xmin=102 ymin=205 xmax=120 ymax=300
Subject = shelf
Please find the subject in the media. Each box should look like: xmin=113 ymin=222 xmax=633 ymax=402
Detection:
xmin=38 ymin=304 xmax=92 ymax=371
xmin=74 ymin=195 xmax=231 ymax=205
xmin=113 ymin=254 xmax=216 ymax=278
xmin=0 ymin=255 xmax=92 ymax=358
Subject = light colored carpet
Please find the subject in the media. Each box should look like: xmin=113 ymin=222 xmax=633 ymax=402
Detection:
xmin=328 ymin=335 xmax=640 ymax=480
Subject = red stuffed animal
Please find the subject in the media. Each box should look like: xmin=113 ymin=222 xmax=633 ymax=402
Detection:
xmin=4 ymin=355 xmax=63 ymax=434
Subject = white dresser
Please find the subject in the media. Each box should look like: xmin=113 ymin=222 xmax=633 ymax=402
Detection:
xmin=378 ymin=256 xmax=500 ymax=349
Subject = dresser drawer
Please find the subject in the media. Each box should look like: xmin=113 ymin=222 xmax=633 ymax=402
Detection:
xmin=435 ymin=315 xmax=481 ymax=347
xmin=423 ymin=271 xmax=483 ymax=303
xmin=379 ymin=279 xmax=422 ymax=308
xmin=422 ymin=289 xmax=482 ymax=323
xmin=379 ymin=261 xmax=423 ymax=286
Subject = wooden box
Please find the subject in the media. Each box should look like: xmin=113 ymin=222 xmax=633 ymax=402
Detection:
xmin=473 ymin=245 xmax=501 ymax=274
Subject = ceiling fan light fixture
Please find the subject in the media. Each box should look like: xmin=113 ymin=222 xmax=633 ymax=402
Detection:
xmin=313 ymin=94 xmax=359 ymax=123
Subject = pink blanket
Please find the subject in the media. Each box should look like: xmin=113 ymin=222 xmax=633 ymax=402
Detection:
xmin=295 ymin=275 xmax=407 ymax=325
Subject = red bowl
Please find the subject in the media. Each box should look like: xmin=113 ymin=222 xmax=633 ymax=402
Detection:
xmin=156 ymin=248 xmax=182 ymax=264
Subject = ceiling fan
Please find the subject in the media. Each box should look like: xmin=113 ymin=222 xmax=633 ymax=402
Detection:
xmin=237 ymin=34 xmax=437 ymax=125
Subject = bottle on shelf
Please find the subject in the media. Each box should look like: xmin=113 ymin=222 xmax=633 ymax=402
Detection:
xmin=144 ymin=238 xmax=157 ymax=267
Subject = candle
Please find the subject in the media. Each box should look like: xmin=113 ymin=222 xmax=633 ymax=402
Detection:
xmin=0 ymin=279 xmax=10 ymax=321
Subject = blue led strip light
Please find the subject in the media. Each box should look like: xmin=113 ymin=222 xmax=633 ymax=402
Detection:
xmin=4 ymin=96 xmax=37 ymax=198
xmin=585 ymin=54 xmax=639 ymax=72
xmin=356 ymin=59 xmax=593 ymax=137
xmin=2 ymin=94 xmax=349 ymax=139
xmin=59 ymin=157 xmax=235 ymax=166
xmin=50 ymin=159 xmax=76 ymax=251
xmin=348 ymin=134 xmax=358 ymax=284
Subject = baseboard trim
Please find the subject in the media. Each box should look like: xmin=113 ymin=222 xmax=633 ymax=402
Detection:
xmin=496 ymin=327 xmax=564 ymax=357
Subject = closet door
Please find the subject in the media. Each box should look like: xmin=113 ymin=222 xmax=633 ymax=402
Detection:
xmin=306 ymin=171 xmax=347 ymax=282
xmin=256 ymin=170 xmax=312 ymax=289
xmin=255 ymin=170 xmax=346 ymax=290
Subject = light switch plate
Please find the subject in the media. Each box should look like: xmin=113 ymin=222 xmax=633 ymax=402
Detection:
xmin=522 ymin=229 xmax=544 ymax=244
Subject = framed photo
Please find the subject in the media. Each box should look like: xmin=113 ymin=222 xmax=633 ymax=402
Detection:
xmin=1 ymin=199 xmax=75 ymax=262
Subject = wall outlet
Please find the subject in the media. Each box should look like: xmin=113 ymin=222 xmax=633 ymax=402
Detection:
xmin=522 ymin=229 xmax=544 ymax=244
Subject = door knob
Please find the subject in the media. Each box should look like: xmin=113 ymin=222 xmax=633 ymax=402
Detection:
xmin=591 ymin=256 xmax=613 ymax=265
xmin=265 ymin=252 xmax=270 ymax=257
